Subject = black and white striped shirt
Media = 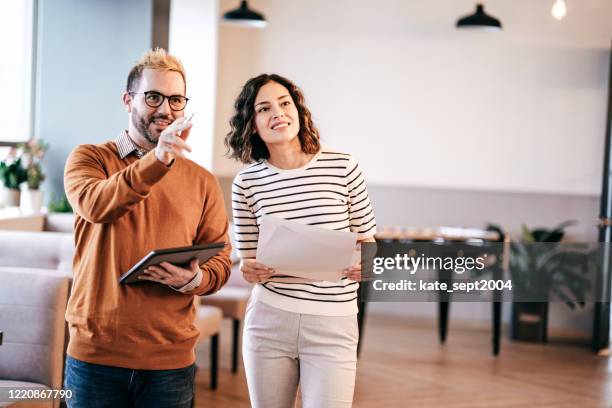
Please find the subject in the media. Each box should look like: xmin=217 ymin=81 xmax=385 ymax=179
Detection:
xmin=232 ymin=150 xmax=376 ymax=316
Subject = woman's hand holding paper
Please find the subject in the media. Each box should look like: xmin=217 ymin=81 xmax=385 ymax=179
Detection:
xmin=240 ymin=258 xmax=276 ymax=284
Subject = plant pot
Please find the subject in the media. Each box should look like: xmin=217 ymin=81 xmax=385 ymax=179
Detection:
xmin=20 ymin=189 xmax=44 ymax=215
xmin=511 ymin=301 xmax=549 ymax=343
xmin=0 ymin=187 xmax=21 ymax=208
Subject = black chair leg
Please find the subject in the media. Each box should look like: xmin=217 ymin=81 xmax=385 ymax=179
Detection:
xmin=493 ymin=301 xmax=501 ymax=356
xmin=232 ymin=318 xmax=240 ymax=373
xmin=439 ymin=301 xmax=449 ymax=344
xmin=492 ymin=247 xmax=503 ymax=356
xmin=210 ymin=334 xmax=219 ymax=390
xmin=357 ymin=300 xmax=367 ymax=357
xmin=438 ymin=264 xmax=452 ymax=344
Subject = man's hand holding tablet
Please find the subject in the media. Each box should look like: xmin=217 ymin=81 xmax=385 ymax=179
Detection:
xmin=139 ymin=258 xmax=200 ymax=287
xmin=119 ymin=243 xmax=225 ymax=286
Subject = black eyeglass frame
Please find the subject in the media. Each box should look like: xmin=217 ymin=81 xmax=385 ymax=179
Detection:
xmin=128 ymin=91 xmax=189 ymax=111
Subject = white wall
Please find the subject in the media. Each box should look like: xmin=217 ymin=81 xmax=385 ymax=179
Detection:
xmin=36 ymin=0 xmax=152 ymax=198
xmin=212 ymin=0 xmax=612 ymax=196
xmin=0 ymin=0 xmax=35 ymax=142
xmin=169 ymin=0 xmax=219 ymax=170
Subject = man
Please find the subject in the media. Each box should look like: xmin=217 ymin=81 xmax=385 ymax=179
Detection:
xmin=63 ymin=48 xmax=231 ymax=407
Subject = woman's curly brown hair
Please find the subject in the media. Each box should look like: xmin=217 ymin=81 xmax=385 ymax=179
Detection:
xmin=225 ymin=74 xmax=320 ymax=164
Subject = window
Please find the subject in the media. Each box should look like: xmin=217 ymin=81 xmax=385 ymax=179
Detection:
xmin=0 ymin=0 xmax=35 ymax=155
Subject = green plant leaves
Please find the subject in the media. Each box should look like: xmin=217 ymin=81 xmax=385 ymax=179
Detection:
xmin=0 ymin=158 xmax=27 ymax=190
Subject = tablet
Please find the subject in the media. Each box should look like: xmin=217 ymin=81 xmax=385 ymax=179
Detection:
xmin=119 ymin=242 xmax=226 ymax=284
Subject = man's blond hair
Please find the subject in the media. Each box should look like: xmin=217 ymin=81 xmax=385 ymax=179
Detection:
xmin=126 ymin=48 xmax=186 ymax=92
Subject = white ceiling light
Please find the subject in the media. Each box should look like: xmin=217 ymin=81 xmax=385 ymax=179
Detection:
xmin=551 ymin=0 xmax=567 ymax=20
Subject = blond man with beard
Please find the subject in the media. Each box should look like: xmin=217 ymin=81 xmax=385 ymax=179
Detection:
xmin=62 ymin=48 xmax=231 ymax=408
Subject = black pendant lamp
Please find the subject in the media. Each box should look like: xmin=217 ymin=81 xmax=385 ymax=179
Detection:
xmin=222 ymin=1 xmax=267 ymax=28
xmin=456 ymin=3 xmax=502 ymax=31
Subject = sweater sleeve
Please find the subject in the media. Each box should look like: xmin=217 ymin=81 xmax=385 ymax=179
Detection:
xmin=64 ymin=145 xmax=171 ymax=224
xmin=345 ymin=155 xmax=377 ymax=240
xmin=184 ymin=173 xmax=232 ymax=296
xmin=231 ymin=174 xmax=259 ymax=259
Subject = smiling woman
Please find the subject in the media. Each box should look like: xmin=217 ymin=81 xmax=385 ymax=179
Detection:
xmin=225 ymin=73 xmax=320 ymax=165
xmin=225 ymin=73 xmax=377 ymax=408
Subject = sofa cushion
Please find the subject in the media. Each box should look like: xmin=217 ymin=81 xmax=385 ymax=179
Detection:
xmin=43 ymin=213 xmax=74 ymax=233
xmin=0 ymin=270 xmax=70 ymax=391
xmin=0 ymin=380 xmax=55 ymax=408
xmin=194 ymin=306 xmax=222 ymax=340
xmin=203 ymin=287 xmax=251 ymax=319
xmin=0 ymin=231 xmax=74 ymax=272
xmin=0 ymin=267 xmax=71 ymax=279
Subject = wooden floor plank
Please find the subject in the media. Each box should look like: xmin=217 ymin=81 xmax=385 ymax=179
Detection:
xmin=194 ymin=313 xmax=612 ymax=407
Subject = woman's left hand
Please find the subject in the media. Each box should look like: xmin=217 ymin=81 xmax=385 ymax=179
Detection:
xmin=343 ymin=237 xmax=376 ymax=282
xmin=342 ymin=263 xmax=361 ymax=281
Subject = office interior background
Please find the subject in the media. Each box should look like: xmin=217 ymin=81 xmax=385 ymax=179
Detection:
xmin=1 ymin=0 xmax=612 ymax=406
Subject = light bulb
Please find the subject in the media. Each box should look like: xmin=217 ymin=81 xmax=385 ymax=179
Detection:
xmin=551 ymin=0 xmax=567 ymax=20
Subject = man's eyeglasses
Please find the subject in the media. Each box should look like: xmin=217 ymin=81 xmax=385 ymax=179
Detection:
xmin=128 ymin=91 xmax=189 ymax=111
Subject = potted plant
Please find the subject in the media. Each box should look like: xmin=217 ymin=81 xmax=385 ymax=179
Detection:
xmin=0 ymin=148 xmax=27 ymax=208
xmin=18 ymin=139 xmax=48 ymax=214
xmin=47 ymin=193 xmax=73 ymax=213
xmin=488 ymin=222 xmax=594 ymax=343
xmin=46 ymin=192 xmax=74 ymax=231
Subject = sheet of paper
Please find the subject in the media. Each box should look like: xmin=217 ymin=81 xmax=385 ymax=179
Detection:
xmin=256 ymin=215 xmax=358 ymax=282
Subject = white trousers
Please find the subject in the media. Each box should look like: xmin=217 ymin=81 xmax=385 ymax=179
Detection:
xmin=242 ymin=299 xmax=359 ymax=408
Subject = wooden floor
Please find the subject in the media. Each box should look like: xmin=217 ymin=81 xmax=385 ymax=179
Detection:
xmin=194 ymin=313 xmax=612 ymax=408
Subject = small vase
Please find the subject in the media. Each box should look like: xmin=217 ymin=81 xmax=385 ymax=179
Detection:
xmin=511 ymin=301 xmax=549 ymax=343
xmin=20 ymin=189 xmax=44 ymax=215
xmin=0 ymin=187 xmax=21 ymax=208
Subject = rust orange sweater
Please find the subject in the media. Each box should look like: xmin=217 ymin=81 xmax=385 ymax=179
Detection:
xmin=64 ymin=142 xmax=231 ymax=370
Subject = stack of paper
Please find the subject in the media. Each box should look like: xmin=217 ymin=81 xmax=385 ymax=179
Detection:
xmin=256 ymin=215 xmax=358 ymax=282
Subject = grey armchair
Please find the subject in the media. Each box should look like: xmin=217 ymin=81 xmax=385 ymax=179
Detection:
xmin=0 ymin=270 xmax=71 ymax=408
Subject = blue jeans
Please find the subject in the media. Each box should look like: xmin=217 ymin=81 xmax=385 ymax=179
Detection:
xmin=64 ymin=356 xmax=195 ymax=408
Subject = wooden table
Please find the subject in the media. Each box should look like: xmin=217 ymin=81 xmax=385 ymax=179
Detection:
xmin=363 ymin=226 xmax=506 ymax=356
xmin=0 ymin=207 xmax=45 ymax=231
xmin=375 ymin=226 xmax=500 ymax=242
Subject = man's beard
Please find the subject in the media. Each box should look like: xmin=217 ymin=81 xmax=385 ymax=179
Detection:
xmin=131 ymin=108 xmax=172 ymax=145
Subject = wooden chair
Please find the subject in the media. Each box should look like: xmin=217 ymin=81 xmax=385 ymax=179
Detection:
xmin=193 ymin=299 xmax=223 ymax=390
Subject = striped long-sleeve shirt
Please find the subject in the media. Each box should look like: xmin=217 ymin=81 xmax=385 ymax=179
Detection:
xmin=232 ymin=150 xmax=376 ymax=316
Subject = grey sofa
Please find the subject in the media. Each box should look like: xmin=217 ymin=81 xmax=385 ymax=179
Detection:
xmin=0 ymin=269 xmax=71 ymax=408
xmin=0 ymin=230 xmax=74 ymax=273
xmin=0 ymin=230 xmax=74 ymax=408
xmin=0 ymin=221 xmax=226 ymax=396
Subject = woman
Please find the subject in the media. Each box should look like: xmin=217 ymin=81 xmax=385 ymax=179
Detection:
xmin=225 ymin=74 xmax=376 ymax=408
